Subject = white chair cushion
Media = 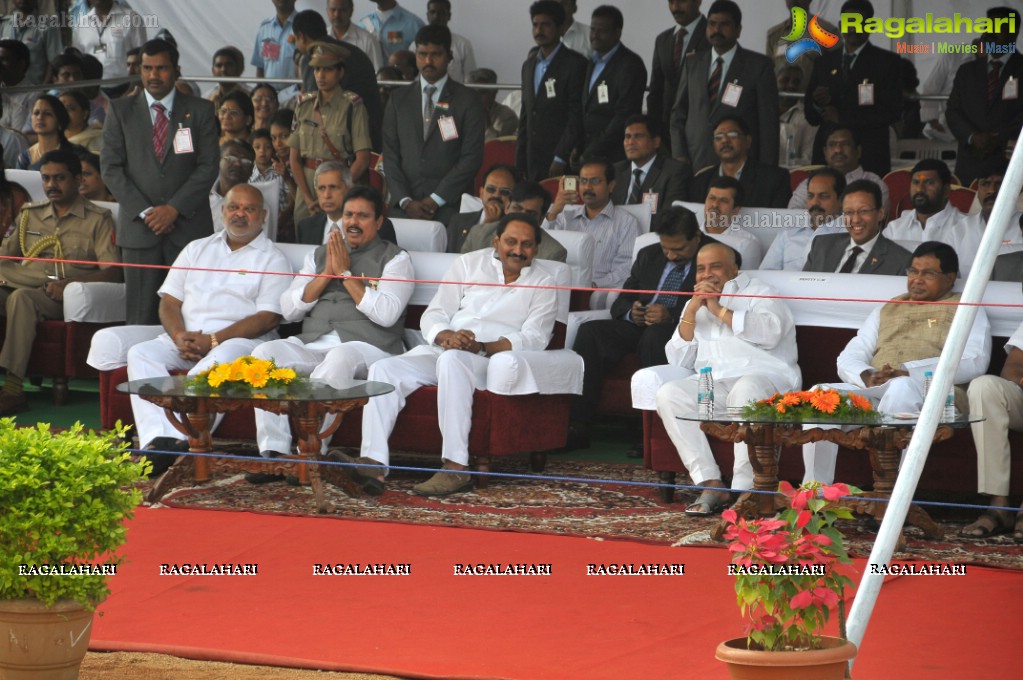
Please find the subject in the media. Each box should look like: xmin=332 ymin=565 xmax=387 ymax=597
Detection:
xmin=86 ymin=325 xmax=163 ymax=371
xmin=63 ymin=282 xmax=126 ymax=323
xmin=391 ymin=218 xmax=448 ymax=252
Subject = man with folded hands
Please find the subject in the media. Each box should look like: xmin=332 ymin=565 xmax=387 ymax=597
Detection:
xmin=342 ymin=213 xmax=558 ymax=497
xmin=245 ymin=185 xmax=414 ymax=483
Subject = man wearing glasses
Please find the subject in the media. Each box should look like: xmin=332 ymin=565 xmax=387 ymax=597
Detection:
xmin=459 ymin=180 xmax=567 ymax=262
xmin=610 ymin=114 xmax=689 ymax=213
xmin=803 ymin=179 xmax=911 ymax=275
xmin=802 ymin=241 xmax=991 ymax=484
xmin=446 ymin=164 xmax=516 ymax=253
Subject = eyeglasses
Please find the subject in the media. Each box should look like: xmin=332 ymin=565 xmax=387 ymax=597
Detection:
xmin=841 ymin=208 xmax=878 ymax=219
xmin=713 ymin=131 xmax=743 ymax=141
xmin=578 ymin=176 xmax=605 ymax=186
xmin=221 ymin=155 xmax=254 ymax=166
xmin=483 ymin=185 xmax=512 ymax=197
xmin=906 ymin=268 xmax=946 ymax=280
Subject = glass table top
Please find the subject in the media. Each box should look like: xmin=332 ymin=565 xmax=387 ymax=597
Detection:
xmin=678 ymin=409 xmax=980 ymax=428
xmin=118 ymin=376 xmax=394 ymax=403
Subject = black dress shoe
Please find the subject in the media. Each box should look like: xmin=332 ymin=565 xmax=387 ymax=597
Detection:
xmin=245 ymin=450 xmax=295 ymax=484
xmin=142 ymin=437 xmax=189 ymax=477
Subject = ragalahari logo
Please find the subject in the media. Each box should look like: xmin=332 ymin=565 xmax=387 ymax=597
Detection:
xmin=784 ymin=6 xmax=840 ymax=62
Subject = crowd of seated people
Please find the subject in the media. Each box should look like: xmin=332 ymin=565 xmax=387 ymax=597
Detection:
xmin=0 ymin=1 xmax=1020 ymax=527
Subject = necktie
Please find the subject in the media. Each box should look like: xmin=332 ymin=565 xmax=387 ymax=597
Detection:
xmin=628 ymin=168 xmax=643 ymax=204
xmin=423 ymin=84 xmax=436 ymax=138
xmin=842 ymin=52 xmax=855 ymax=79
xmin=152 ymin=102 xmax=168 ymax=162
xmin=672 ymin=27 xmax=688 ymax=80
xmin=326 ymin=222 xmax=340 ymax=243
xmin=708 ymin=57 xmax=723 ymax=105
xmin=988 ymin=60 xmax=1003 ymax=104
xmin=839 ymin=245 xmax=863 ymax=274
xmin=656 ymin=264 xmax=687 ymax=308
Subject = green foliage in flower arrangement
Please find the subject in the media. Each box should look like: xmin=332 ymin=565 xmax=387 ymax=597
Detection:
xmin=0 ymin=419 xmax=148 ymax=609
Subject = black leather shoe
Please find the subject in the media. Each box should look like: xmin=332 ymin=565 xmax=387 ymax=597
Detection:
xmin=142 ymin=437 xmax=189 ymax=477
xmin=245 ymin=450 xmax=290 ymax=484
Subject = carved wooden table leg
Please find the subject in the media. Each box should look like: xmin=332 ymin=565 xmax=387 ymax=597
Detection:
xmin=147 ymin=402 xmax=211 ymax=503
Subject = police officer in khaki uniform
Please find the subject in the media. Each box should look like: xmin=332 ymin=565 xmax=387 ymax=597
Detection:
xmin=0 ymin=149 xmax=121 ymax=414
xmin=288 ymin=41 xmax=372 ymax=223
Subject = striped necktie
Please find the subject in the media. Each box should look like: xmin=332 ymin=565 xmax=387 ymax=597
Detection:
xmin=708 ymin=57 xmax=723 ymax=105
xmin=152 ymin=103 xmax=169 ymax=162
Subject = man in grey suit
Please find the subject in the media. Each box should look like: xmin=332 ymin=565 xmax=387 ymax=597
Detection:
xmin=804 ymin=179 xmax=912 ymax=276
xmin=102 ymin=38 xmax=220 ymax=325
xmin=646 ymin=0 xmax=708 ymax=138
xmin=447 ymin=163 xmax=516 ymax=253
xmin=382 ymin=24 xmax=484 ymax=228
xmin=670 ymin=0 xmax=779 ymax=171
xmin=610 ymin=114 xmax=690 ymax=213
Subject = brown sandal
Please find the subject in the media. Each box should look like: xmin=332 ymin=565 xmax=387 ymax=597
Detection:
xmin=1013 ymin=512 xmax=1023 ymax=542
xmin=959 ymin=510 xmax=1014 ymax=539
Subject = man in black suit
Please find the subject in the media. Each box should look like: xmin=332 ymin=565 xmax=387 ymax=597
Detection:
xmin=946 ymin=6 xmax=1023 ymax=186
xmin=292 ymin=10 xmax=384 ymax=152
xmin=517 ymin=1 xmax=587 ymax=181
xmin=804 ymin=179 xmax=912 ymax=275
xmin=568 ymin=206 xmax=715 ymax=447
xmin=611 ymin=114 xmax=690 ymax=213
xmin=102 ymin=38 xmax=220 ymax=325
xmin=647 ymin=0 xmax=709 ymax=138
xmin=446 ymin=163 xmax=516 ymax=253
xmin=669 ymin=0 xmax=779 ymax=171
xmin=579 ymin=5 xmax=647 ymax=164
xmin=688 ymin=115 xmax=791 ymax=208
xmin=295 ymin=161 xmax=397 ymax=246
xmin=382 ymin=24 xmax=484 ymax=227
xmin=804 ymin=0 xmax=902 ymax=176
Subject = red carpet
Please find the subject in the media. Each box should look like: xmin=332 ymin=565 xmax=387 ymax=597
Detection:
xmin=91 ymin=507 xmax=1021 ymax=679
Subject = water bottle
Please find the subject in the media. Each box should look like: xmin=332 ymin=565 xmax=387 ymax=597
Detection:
xmin=698 ymin=366 xmax=714 ymax=419
xmin=944 ymin=385 xmax=957 ymax=421
xmin=921 ymin=371 xmax=933 ymax=401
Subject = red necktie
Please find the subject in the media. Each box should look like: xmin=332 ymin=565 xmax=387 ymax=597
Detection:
xmin=708 ymin=57 xmax=723 ymax=105
xmin=673 ymin=27 xmax=688 ymax=80
xmin=152 ymin=102 xmax=169 ymax=162
xmin=988 ymin=60 xmax=1003 ymax=105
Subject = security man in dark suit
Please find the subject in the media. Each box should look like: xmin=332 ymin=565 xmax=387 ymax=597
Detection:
xmin=803 ymin=179 xmax=912 ymax=275
xmin=610 ymin=114 xmax=690 ymax=213
xmin=567 ymin=206 xmax=723 ymax=448
xmin=516 ymin=1 xmax=588 ymax=181
xmin=382 ymin=24 xmax=484 ymax=227
xmin=804 ymin=0 xmax=902 ymax=176
xmin=646 ymin=0 xmax=709 ymax=138
xmin=578 ymin=5 xmax=647 ymax=165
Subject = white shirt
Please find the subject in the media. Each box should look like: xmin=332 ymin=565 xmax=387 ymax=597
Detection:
xmin=788 ymin=167 xmax=888 ymax=211
xmin=561 ymin=19 xmax=590 ymax=56
xmin=144 ymin=88 xmax=176 ymax=125
xmin=336 ymin=22 xmax=386 ymax=71
xmin=961 ymin=210 xmax=1023 ymax=256
xmin=666 ymin=273 xmax=801 ymax=391
xmin=421 ymin=249 xmax=558 ymax=351
xmin=884 ymin=201 xmax=980 ymax=275
xmin=281 ymin=246 xmax=415 ymax=333
xmin=920 ymin=51 xmax=971 ymax=123
xmin=410 ymin=32 xmax=477 ymax=83
xmin=159 ymin=229 xmax=292 ymax=339
xmin=836 ymin=297 xmax=991 ymax=386
xmin=73 ymin=5 xmax=148 ymax=79
xmin=702 ymin=223 xmax=764 ymax=270
xmin=1007 ymin=320 xmax=1023 ymax=354
xmin=759 ymin=219 xmax=845 ymax=271
xmin=543 ymin=202 xmax=639 ymax=289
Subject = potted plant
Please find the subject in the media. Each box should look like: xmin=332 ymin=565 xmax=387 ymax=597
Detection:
xmin=716 ymin=480 xmax=861 ymax=679
xmin=0 ymin=419 xmax=148 ymax=679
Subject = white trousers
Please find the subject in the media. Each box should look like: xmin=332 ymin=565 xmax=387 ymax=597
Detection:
xmin=251 ymin=337 xmax=392 ymax=454
xmin=654 ymin=374 xmax=785 ymax=490
xmin=126 ymin=334 xmax=261 ymax=447
xmin=968 ymin=374 xmax=1023 ymax=497
xmin=361 ymin=346 xmax=489 ymax=466
xmin=801 ymin=376 xmax=926 ymax=485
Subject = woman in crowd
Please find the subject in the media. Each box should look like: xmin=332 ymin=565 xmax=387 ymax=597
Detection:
xmin=59 ymin=90 xmax=102 ymax=155
xmin=80 ymin=152 xmax=114 ymax=203
xmin=218 ymin=90 xmax=254 ymax=145
xmin=16 ymin=95 xmax=83 ymax=170
xmin=251 ymin=83 xmax=280 ymax=133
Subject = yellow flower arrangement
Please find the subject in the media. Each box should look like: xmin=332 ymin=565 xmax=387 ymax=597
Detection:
xmin=186 ymin=356 xmax=300 ymax=394
xmin=742 ymin=387 xmax=879 ymax=422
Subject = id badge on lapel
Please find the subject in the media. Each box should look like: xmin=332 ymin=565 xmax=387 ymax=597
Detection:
xmin=173 ymin=126 xmax=194 ymax=154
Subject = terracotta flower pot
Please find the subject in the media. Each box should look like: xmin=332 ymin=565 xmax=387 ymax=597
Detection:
xmin=0 ymin=599 xmax=95 ymax=679
xmin=715 ymin=636 xmax=857 ymax=680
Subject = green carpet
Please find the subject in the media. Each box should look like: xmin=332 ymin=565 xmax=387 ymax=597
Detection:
xmin=20 ymin=378 xmax=103 ymax=430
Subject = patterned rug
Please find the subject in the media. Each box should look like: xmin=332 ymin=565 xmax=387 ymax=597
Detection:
xmin=148 ymin=447 xmax=1023 ymax=572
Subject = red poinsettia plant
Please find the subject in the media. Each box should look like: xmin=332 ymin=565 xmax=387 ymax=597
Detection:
xmin=722 ymin=480 xmax=863 ymax=651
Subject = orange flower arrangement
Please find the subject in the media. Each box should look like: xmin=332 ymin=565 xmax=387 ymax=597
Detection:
xmin=742 ymin=387 xmax=879 ymax=422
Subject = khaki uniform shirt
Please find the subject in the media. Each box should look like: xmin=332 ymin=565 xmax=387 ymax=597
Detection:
xmin=0 ymin=195 xmax=119 ymax=288
xmin=287 ymin=88 xmax=371 ymax=165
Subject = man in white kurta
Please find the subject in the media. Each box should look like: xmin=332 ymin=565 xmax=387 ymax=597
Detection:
xmin=883 ymin=159 xmax=981 ymax=276
xmin=654 ymin=243 xmax=800 ymax=515
xmin=961 ymin=320 xmax=1023 ymax=538
xmin=127 ymin=185 xmax=291 ymax=464
xmin=802 ymin=241 xmax=991 ymax=484
xmin=250 ymin=187 xmax=414 ymax=461
xmin=357 ymin=215 xmax=558 ymax=496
